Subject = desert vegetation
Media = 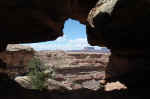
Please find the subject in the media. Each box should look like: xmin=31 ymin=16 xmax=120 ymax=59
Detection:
xmin=0 ymin=45 xmax=109 ymax=91
xmin=16 ymin=51 xmax=109 ymax=91
xmin=27 ymin=57 xmax=56 ymax=90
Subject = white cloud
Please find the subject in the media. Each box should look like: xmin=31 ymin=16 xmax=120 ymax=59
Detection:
xmin=21 ymin=37 xmax=102 ymax=51
xmin=21 ymin=31 xmax=101 ymax=51
xmin=21 ymin=18 xmax=103 ymax=51
xmin=55 ymin=35 xmax=67 ymax=42
xmin=68 ymin=38 xmax=90 ymax=48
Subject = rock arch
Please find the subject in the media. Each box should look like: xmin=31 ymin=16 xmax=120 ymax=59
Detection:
xmin=0 ymin=0 xmax=150 ymax=98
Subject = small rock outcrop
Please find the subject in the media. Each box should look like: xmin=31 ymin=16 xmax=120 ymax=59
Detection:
xmin=0 ymin=44 xmax=34 ymax=78
xmin=15 ymin=76 xmax=32 ymax=89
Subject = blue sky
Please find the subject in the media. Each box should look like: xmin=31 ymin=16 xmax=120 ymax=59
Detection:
xmin=23 ymin=19 xmax=101 ymax=51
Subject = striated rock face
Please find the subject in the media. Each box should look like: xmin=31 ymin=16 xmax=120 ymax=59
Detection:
xmin=0 ymin=49 xmax=109 ymax=91
xmin=36 ymin=51 xmax=109 ymax=69
xmin=35 ymin=51 xmax=109 ymax=90
xmin=0 ymin=45 xmax=34 ymax=78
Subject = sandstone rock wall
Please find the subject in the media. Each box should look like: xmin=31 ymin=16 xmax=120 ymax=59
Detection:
xmin=14 ymin=51 xmax=109 ymax=90
xmin=36 ymin=51 xmax=109 ymax=68
xmin=0 ymin=45 xmax=34 ymax=78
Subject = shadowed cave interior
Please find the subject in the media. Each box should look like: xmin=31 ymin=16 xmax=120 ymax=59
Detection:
xmin=0 ymin=0 xmax=150 ymax=99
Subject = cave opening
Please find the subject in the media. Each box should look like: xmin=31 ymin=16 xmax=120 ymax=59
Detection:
xmin=0 ymin=18 xmax=110 ymax=93
xmin=21 ymin=18 xmax=106 ymax=51
xmin=1 ymin=0 xmax=150 ymax=98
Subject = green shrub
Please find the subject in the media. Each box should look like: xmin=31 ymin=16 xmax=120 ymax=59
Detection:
xmin=28 ymin=57 xmax=46 ymax=90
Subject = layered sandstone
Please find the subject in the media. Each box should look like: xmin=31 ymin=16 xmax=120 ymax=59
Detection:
xmin=0 ymin=45 xmax=34 ymax=78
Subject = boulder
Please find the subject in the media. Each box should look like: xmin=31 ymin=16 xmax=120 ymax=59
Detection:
xmin=82 ymin=79 xmax=101 ymax=90
xmin=47 ymin=79 xmax=72 ymax=90
xmin=104 ymin=81 xmax=127 ymax=91
xmin=15 ymin=76 xmax=32 ymax=89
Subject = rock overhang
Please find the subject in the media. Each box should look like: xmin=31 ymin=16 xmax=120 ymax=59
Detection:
xmin=0 ymin=0 xmax=99 ymax=45
xmin=87 ymin=0 xmax=150 ymax=49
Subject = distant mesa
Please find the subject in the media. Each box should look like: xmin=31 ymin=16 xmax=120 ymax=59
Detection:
xmin=68 ymin=46 xmax=110 ymax=53
xmin=83 ymin=46 xmax=110 ymax=53
xmin=100 ymin=47 xmax=110 ymax=53
xmin=83 ymin=47 xmax=95 ymax=51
